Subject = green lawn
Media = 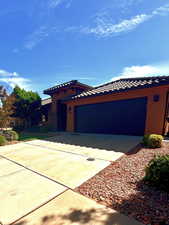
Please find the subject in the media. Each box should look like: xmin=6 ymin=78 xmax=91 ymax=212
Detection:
xmin=19 ymin=132 xmax=55 ymax=141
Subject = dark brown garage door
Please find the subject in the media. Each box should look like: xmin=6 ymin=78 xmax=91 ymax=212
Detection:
xmin=75 ymin=97 xmax=147 ymax=136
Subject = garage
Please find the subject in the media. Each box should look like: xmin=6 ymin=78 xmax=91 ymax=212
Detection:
xmin=75 ymin=97 xmax=147 ymax=136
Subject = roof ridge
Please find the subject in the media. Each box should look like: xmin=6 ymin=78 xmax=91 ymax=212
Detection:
xmin=94 ymin=75 xmax=169 ymax=89
xmin=68 ymin=75 xmax=169 ymax=101
xmin=92 ymin=79 xmax=121 ymax=89
xmin=119 ymin=75 xmax=169 ymax=81
xmin=44 ymin=79 xmax=93 ymax=95
xmin=44 ymin=80 xmax=78 ymax=94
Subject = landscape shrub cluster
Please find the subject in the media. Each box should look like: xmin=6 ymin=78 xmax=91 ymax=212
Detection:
xmin=0 ymin=130 xmax=19 ymax=146
xmin=143 ymin=134 xmax=163 ymax=148
xmin=145 ymin=155 xmax=169 ymax=192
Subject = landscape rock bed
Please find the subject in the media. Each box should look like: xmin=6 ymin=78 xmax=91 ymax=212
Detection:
xmin=76 ymin=142 xmax=169 ymax=225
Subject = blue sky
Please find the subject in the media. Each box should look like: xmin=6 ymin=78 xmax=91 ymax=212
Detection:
xmin=0 ymin=0 xmax=169 ymax=98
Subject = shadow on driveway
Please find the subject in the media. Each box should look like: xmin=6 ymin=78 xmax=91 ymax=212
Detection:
xmin=47 ymin=132 xmax=142 ymax=153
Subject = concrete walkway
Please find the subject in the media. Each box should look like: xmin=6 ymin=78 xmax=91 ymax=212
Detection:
xmin=0 ymin=134 xmax=142 ymax=225
xmin=0 ymin=157 xmax=66 ymax=225
xmin=12 ymin=190 xmax=143 ymax=225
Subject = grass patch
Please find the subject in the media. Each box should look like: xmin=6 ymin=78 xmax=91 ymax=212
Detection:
xmin=19 ymin=132 xmax=55 ymax=141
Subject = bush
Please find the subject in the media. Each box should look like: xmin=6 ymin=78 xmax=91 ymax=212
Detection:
xmin=144 ymin=155 xmax=169 ymax=192
xmin=142 ymin=134 xmax=163 ymax=148
xmin=0 ymin=135 xmax=7 ymax=146
xmin=142 ymin=134 xmax=150 ymax=146
xmin=10 ymin=130 xmax=19 ymax=141
xmin=4 ymin=130 xmax=19 ymax=141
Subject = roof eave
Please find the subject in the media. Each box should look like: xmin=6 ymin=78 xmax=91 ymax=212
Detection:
xmin=43 ymin=81 xmax=93 ymax=95
xmin=65 ymin=81 xmax=169 ymax=103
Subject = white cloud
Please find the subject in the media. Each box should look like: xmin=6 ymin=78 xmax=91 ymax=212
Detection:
xmin=83 ymin=14 xmax=151 ymax=37
xmin=81 ymin=3 xmax=169 ymax=37
xmin=152 ymin=3 xmax=169 ymax=16
xmin=24 ymin=26 xmax=49 ymax=50
xmin=48 ymin=0 xmax=63 ymax=8
xmin=0 ymin=69 xmax=31 ymax=90
xmin=111 ymin=0 xmax=143 ymax=10
xmin=48 ymin=0 xmax=73 ymax=9
xmin=0 ymin=69 xmax=18 ymax=77
xmin=111 ymin=64 xmax=169 ymax=81
xmin=24 ymin=26 xmax=58 ymax=50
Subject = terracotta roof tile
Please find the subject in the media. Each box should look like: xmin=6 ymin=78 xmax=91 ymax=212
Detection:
xmin=44 ymin=80 xmax=77 ymax=95
xmin=71 ymin=76 xmax=169 ymax=100
xmin=44 ymin=80 xmax=92 ymax=95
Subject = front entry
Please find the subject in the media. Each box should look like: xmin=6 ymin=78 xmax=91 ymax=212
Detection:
xmin=57 ymin=101 xmax=67 ymax=131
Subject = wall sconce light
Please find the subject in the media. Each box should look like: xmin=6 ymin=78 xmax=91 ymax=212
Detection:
xmin=153 ymin=95 xmax=160 ymax=102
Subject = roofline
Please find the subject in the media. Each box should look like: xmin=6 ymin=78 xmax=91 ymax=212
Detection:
xmin=74 ymin=81 xmax=93 ymax=89
xmin=119 ymin=75 xmax=169 ymax=80
xmin=43 ymin=80 xmax=93 ymax=95
xmin=92 ymin=75 xmax=169 ymax=90
xmin=65 ymin=81 xmax=169 ymax=103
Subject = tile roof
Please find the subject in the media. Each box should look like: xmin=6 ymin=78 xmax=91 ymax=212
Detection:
xmin=44 ymin=80 xmax=92 ymax=95
xmin=44 ymin=80 xmax=77 ymax=95
xmin=71 ymin=76 xmax=169 ymax=100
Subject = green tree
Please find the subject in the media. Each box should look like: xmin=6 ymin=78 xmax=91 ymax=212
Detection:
xmin=12 ymin=86 xmax=41 ymax=128
xmin=0 ymin=87 xmax=16 ymax=128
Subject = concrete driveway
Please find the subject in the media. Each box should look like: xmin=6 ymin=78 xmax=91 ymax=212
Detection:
xmin=0 ymin=133 xmax=142 ymax=225
xmin=28 ymin=132 xmax=142 ymax=161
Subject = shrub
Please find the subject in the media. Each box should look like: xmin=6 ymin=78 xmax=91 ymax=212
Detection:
xmin=144 ymin=155 xmax=169 ymax=192
xmin=4 ymin=130 xmax=19 ymax=141
xmin=0 ymin=135 xmax=7 ymax=146
xmin=142 ymin=134 xmax=163 ymax=148
xmin=142 ymin=134 xmax=150 ymax=146
xmin=10 ymin=130 xmax=19 ymax=141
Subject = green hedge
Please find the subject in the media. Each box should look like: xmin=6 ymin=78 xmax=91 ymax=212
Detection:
xmin=142 ymin=134 xmax=163 ymax=148
xmin=144 ymin=155 xmax=169 ymax=192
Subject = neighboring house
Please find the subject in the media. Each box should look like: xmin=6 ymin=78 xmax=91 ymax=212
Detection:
xmin=44 ymin=76 xmax=169 ymax=136
xmin=41 ymin=97 xmax=52 ymax=124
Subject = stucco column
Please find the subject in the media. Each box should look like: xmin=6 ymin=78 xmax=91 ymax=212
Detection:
xmin=145 ymin=90 xmax=168 ymax=135
xmin=66 ymin=105 xmax=75 ymax=132
xmin=47 ymin=97 xmax=58 ymax=129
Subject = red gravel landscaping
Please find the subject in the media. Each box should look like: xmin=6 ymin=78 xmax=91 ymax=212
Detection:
xmin=76 ymin=142 xmax=169 ymax=225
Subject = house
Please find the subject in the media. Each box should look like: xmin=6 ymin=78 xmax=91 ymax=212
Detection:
xmin=43 ymin=76 xmax=169 ymax=136
xmin=41 ymin=97 xmax=52 ymax=124
xmin=43 ymin=80 xmax=92 ymax=130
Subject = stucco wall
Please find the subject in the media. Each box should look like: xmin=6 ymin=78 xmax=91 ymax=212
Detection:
xmin=46 ymin=84 xmax=91 ymax=129
xmin=66 ymin=85 xmax=169 ymax=135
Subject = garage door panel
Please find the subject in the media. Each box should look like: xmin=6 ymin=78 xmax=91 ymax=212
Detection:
xmin=75 ymin=97 xmax=147 ymax=135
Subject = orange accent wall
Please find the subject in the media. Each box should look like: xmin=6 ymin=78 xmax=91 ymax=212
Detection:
xmin=66 ymin=85 xmax=169 ymax=135
xmin=46 ymin=84 xmax=90 ymax=129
